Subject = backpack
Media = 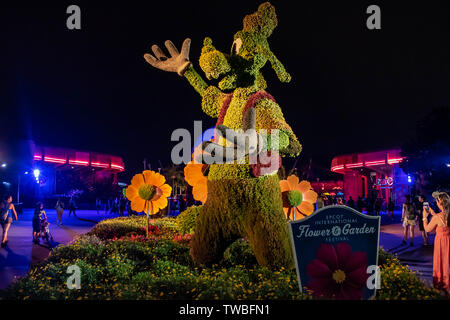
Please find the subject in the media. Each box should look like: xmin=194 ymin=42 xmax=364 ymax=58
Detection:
xmin=405 ymin=203 xmax=416 ymax=220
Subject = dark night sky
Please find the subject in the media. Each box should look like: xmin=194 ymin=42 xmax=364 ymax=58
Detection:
xmin=1 ymin=0 xmax=449 ymax=180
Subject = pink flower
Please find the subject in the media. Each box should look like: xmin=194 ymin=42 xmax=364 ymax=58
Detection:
xmin=306 ymin=242 xmax=368 ymax=300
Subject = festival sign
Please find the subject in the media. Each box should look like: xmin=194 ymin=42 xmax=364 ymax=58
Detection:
xmin=289 ymin=205 xmax=380 ymax=300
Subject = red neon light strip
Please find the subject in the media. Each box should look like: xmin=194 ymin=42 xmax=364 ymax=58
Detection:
xmin=69 ymin=160 xmax=89 ymax=166
xmin=91 ymin=162 xmax=110 ymax=168
xmin=365 ymin=160 xmax=386 ymax=166
xmin=332 ymin=157 xmax=405 ymax=172
xmin=44 ymin=156 xmax=67 ymax=164
xmin=34 ymin=155 xmax=42 ymax=160
xmin=111 ymin=164 xmax=125 ymax=171
xmin=346 ymin=162 xmax=363 ymax=168
xmin=387 ymin=157 xmax=404 ymax=164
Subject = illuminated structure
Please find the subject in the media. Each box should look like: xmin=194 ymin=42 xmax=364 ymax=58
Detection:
xmin=331 ymin=148 xmax=408 ymax=206
xmin=31 ymin=142 xmax=125 ymax=201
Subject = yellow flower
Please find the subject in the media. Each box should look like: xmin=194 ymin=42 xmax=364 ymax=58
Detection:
xmin=184 ymin=162 xmax=208 ymax=203
xmin=279 ymin=175 xmax=318 ymax=220
xmin=125 ymin=170 xmax=172 ymax=214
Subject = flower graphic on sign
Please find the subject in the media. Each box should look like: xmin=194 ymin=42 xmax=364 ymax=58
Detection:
xmin=306 ymin=242 xmax=369 ymax=300
xmin=280 ymin=175 xmax=318 ymax=220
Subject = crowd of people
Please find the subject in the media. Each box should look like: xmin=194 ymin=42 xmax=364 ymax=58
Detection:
xmin=316 ymin=194 xmax=394 ymax=217
xmin=95 ymin=197 xmax=133 ymax=216
xmin=0 ymin=194 xmax=136 ymax=248
xmin=316 ymin=190 xmax=450 ymax=293
xmin=400 ymin=191 xmax=450 ymax=293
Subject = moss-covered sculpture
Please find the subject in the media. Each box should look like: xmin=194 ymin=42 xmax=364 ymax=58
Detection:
xmin=144 ymin=2 xmax=301 ymax=269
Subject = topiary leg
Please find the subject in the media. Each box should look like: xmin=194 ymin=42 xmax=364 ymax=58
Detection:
xmin=238 ymin=175 xmax=294 ymax=269
xmin=189 ymin=194 xmax=238 ymax=265
xmin=190 ymin=174 xmax=293 ymax=269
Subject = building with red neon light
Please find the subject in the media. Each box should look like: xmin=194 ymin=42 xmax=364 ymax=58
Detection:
xmin=330 ymin=148 xmax=409 ymax=207
xmin=19 ymin=140 xmax=125 ymax=206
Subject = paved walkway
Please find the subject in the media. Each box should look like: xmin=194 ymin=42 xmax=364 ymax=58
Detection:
xmin=0 ymin=208 xmax=122 ymax=290
xmin=378 ymin=211 xmax=435 ymax=286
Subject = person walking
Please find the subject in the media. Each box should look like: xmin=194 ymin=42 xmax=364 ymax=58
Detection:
xmin=387 ymin=197 xmax=395 ymax=220
xmin=356 ymin=196 xmax=363 ymax=212
xmin=423 ymin=191 xmax=450 ymax=293
xmin=316 ymin=196 xmax=324 ymax=210
xmin=110 ymin=197 xmax=119 ymax=215
xmin=347 ymin=196 xmax=355 ymax=209
xmin=33 ymin=202 xmax=47 ymax=244
xmin=119 ymin=197 xmax=126 ymax=216
xmin=68 ymin=198 xmax=77 ymax=217
xmin=0 ymin=195 xmax=18 ymax=248
xmin=374 ymin=198 xmax=382 ymax=216
xmin=96 ymin=198 xmax=101 ymax=214
xmin=55 ymin=198 xmax=64 ymax=226
xmin=416 ymin=195 xmax=429 ymax=246
xmin=366 ymin=197 xmax=374 ymax=216
xmin=402 ymin=195 xmax=417 ymax=246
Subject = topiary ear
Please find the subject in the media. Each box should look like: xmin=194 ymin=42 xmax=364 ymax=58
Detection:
xmin=203 ymin=37 xmax=213 ymax=48
xmin=257 ymin=2 xmax=277 ymax=25
xmin=201 ymin=37 xmax=216 ymax=55
xmin=243 ymin=2 xmax=278 ymax=37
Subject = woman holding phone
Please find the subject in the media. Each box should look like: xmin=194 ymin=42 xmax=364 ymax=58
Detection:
xmin=423 ymin=191 xmax=450 ymax=293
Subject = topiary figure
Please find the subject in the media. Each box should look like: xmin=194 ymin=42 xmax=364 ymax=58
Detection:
xmin=175 ymin=205 xmax=202 ymax=235
xmin=144 ymin=2 xmax=301 ymax=269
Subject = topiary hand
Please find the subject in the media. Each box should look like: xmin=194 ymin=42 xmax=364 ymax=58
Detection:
xmin=194 ymin=108 xmax=266 ymax=164
xmin=144 ymin=38 xmax=192 ymax=76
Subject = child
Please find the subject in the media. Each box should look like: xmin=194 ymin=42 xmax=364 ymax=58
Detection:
xmin=32 ymin=202 xmax=46 ymax=244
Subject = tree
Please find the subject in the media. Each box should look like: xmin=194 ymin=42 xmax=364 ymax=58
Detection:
xmin=161 ymin=165 xmax=186 ymax=195
xmin=401 ymin=106 xmax=450 ymax=193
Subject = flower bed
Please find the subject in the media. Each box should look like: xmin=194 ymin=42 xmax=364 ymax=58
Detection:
xmin=0 ymin=216 xmax=444 ymax=300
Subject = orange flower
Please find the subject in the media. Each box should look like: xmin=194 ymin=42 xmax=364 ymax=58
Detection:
xmin=125 ymin=170 xmax=172 ymax=214
xmin=280 ymin=175 xmax=318 ymax=220
xmin=184 ymin=162 xmax=208 ymax=203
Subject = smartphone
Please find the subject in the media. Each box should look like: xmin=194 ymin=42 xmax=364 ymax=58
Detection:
xmin=423 ymin=202 xmax=430 ymax=211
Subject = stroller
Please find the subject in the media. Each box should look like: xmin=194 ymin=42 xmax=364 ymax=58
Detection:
xmin=39 ymin=217 xmax=54 ymax=243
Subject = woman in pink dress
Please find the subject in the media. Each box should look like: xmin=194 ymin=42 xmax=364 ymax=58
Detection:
xmin=423 ymin=191 xmax=450 ymax=293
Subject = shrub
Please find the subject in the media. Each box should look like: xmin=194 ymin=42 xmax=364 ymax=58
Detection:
xmin=222 ymin=239 xmax=258 ymax=268
xmin=2 ymin=216 xmax=447 ymax=301
xmin=376 ymin=252 xmax=442 ymax=300
xmin=378 ymin=246 xmax=396 ymax=267
xmin=88 ymin=216 xmax=177 ymax=240
xmin=175 ymin=206 xmax=202 ymax=235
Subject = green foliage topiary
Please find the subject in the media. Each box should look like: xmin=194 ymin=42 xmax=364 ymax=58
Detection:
xmin=175 ymin=205 xmax=202 ymax=235
xmin=223 ymin=239 xmax=258 ymax=268
xmin=152 ymin=2 xmax=302 ymax=270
